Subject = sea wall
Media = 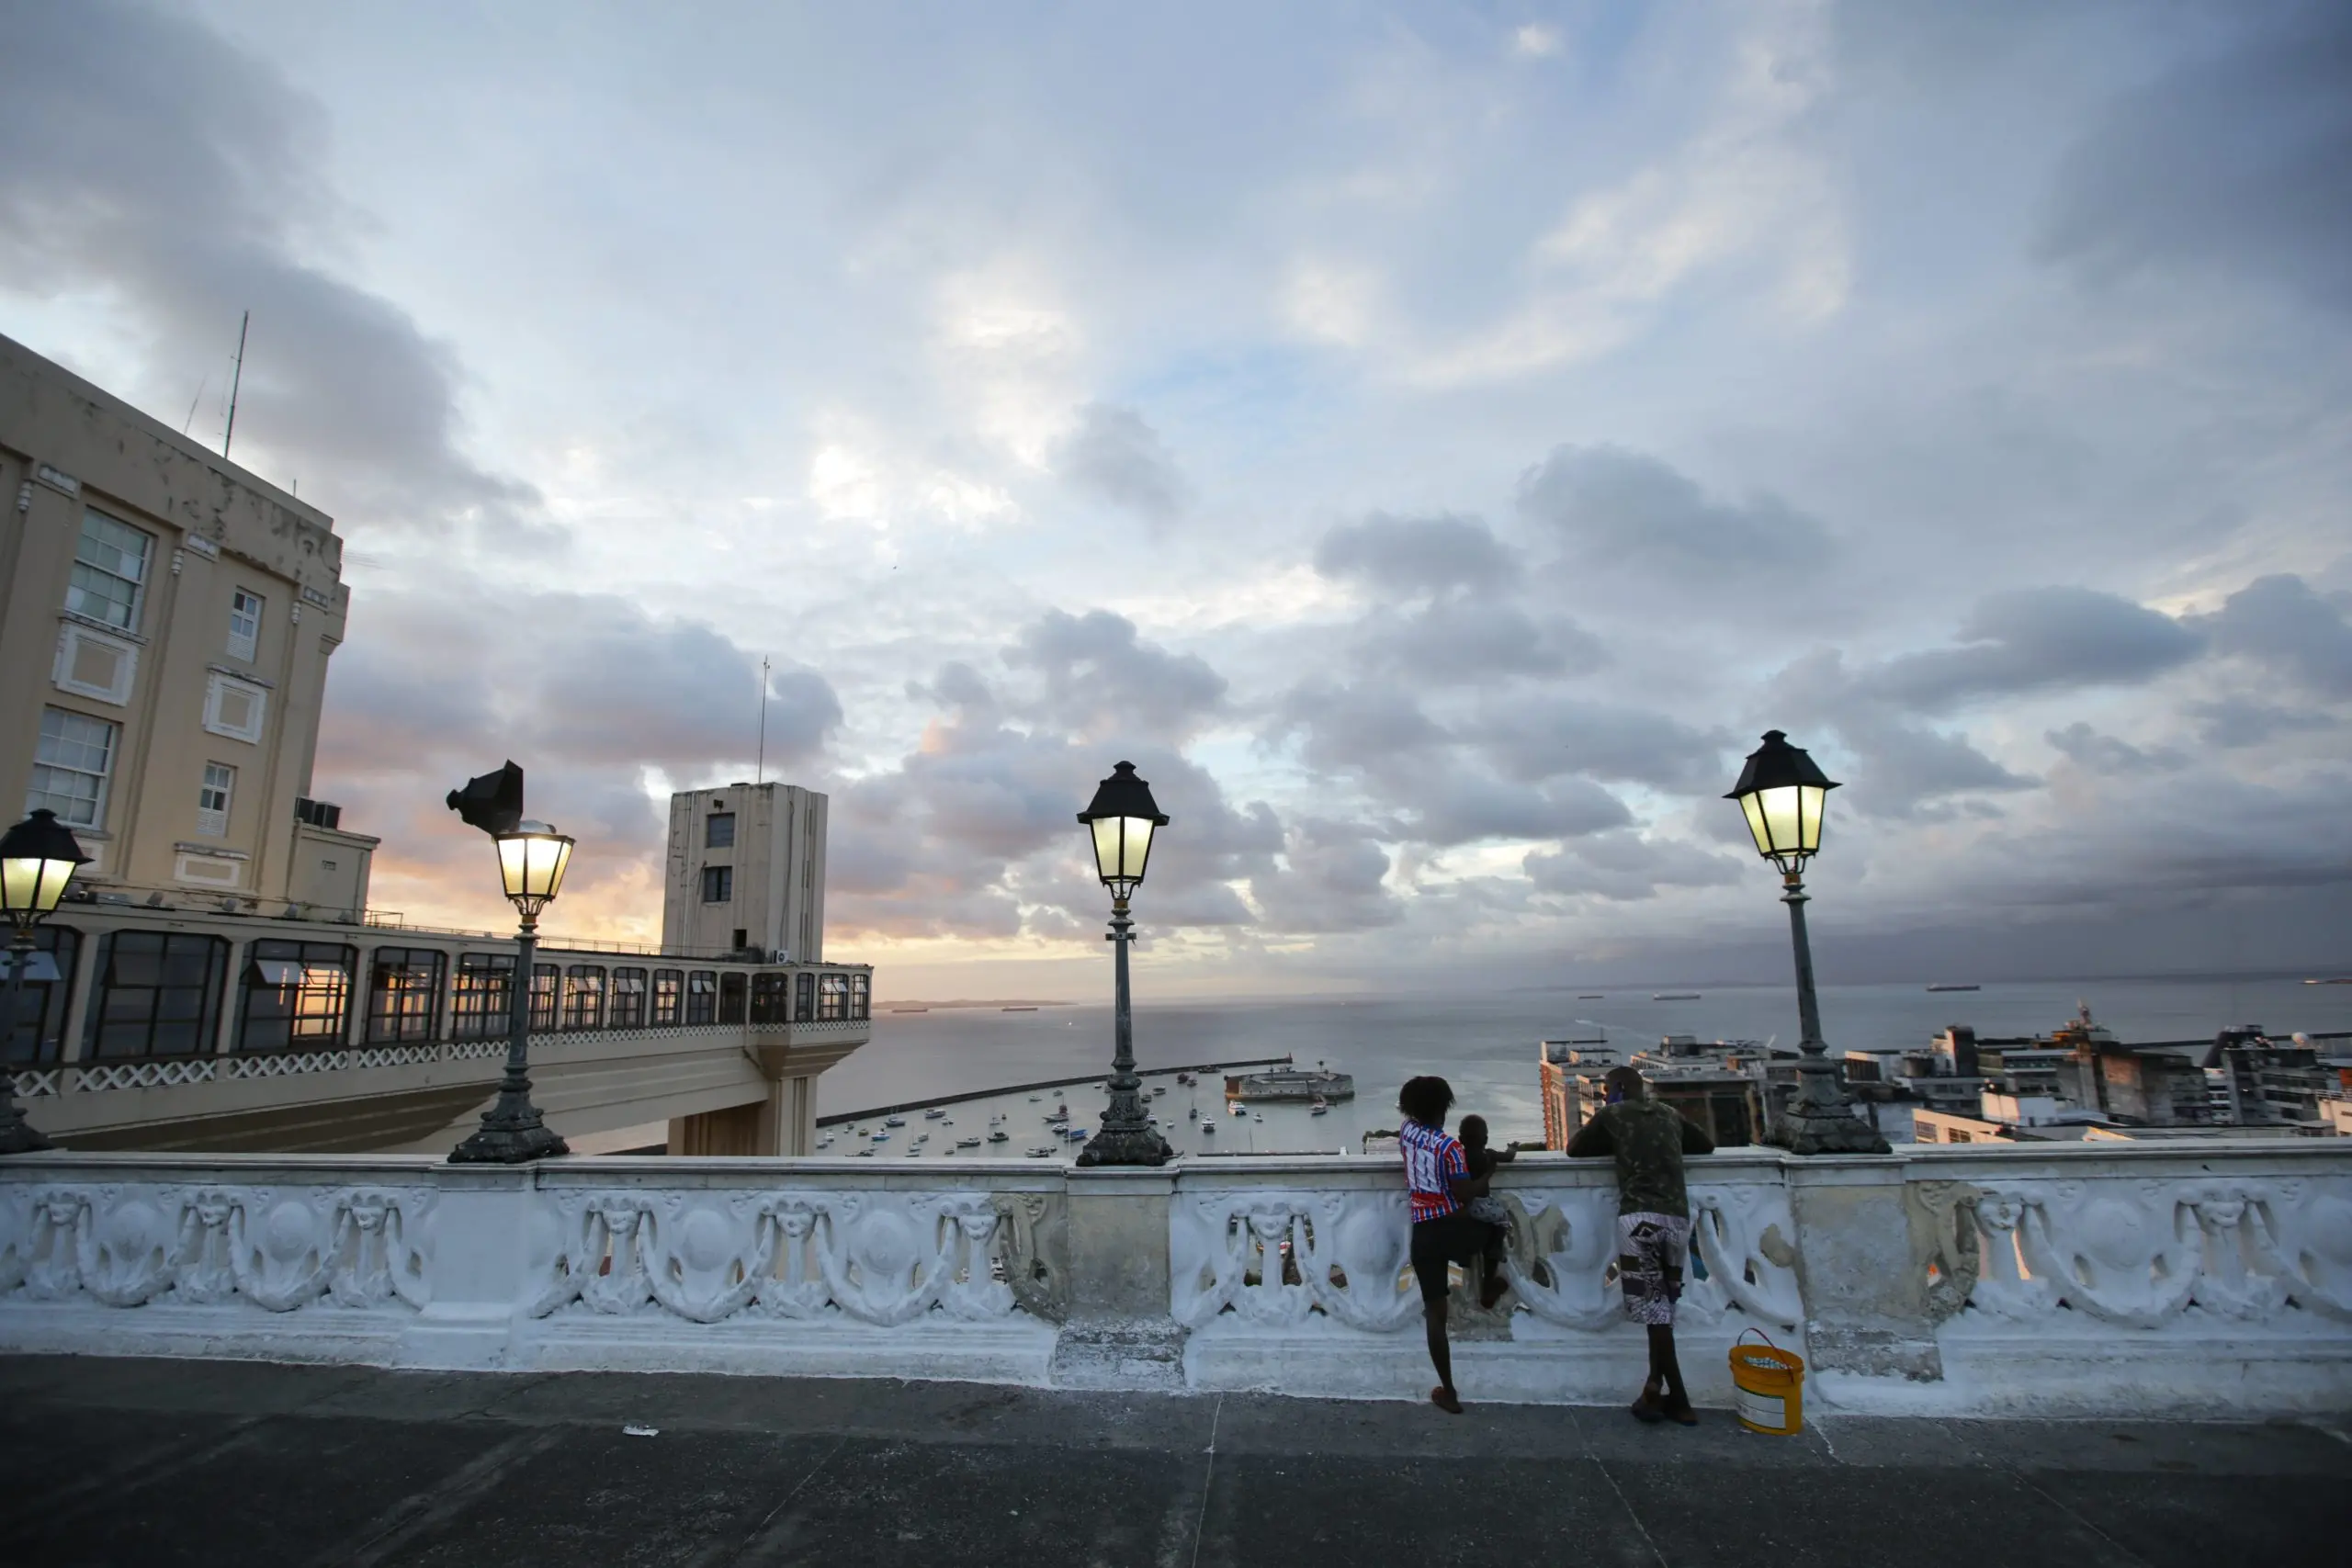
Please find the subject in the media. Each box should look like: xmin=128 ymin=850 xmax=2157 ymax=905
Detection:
xmin=2 ymin=1142 xmax=2346 ymax=1417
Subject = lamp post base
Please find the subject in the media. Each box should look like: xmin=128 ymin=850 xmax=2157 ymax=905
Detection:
xmin=1767 ymin=1107 xmax=1890 ymax=1156
xmin=1076 ymin=1124 xmax=1172 ymax=1168
xmin=448 ymin=1117 xmax=569 ymax=1165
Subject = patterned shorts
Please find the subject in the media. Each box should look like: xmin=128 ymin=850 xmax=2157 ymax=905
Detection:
xmin=1617 ymin=1212 xmax=1691 ymax=1325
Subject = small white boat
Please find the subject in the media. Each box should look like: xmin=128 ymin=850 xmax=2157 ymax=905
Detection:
xmin=956 ymin=1137 xmax=981 ymax=1149
xmin=1028 ymin=1095 xmax=1041 ymax=1102
xmin=1151 ymin=1085 xmax=1166 ymax=1096
xmin=1025 ymin=1145 xmax=1053 ymax=1158
xmin=885 ymin=1115 xmax=906 ymax=1127
xmin=1200 ymin=1122 xmax=1216 ymax=1135
xmin=988 ymin=1131 xmax=1009 ymax=1143
xmin=924 ymin=1108 xmax=947 ymax=1120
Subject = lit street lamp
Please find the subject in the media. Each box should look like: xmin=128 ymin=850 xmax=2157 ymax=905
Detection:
xmin=1726 ymin=730 xmax=1889 ymax=1156
xmin=1075 ymin=761 xmax=1172 ymax=1168
xmin=0 ymin=809 xmax=89 ymax=1154
xmin=447 ymin=762 xmax=572 ymax=1164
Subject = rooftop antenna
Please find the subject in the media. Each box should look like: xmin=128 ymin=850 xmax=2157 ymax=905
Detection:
xmin=754 ymin=656 xmax=771 ymax=785
xmin=221 ymin=310 xmax=249 ymax=457
xmin=181 ymin=374 xmax=209 ymax=435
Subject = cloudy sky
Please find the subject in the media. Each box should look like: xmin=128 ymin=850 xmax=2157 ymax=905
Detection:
xmin=5 ymin=1 xmax=2349 ymax=998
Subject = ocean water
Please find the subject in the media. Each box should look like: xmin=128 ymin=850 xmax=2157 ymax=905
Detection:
xmin=813 ymin=976 xmax=2352 ymax=1160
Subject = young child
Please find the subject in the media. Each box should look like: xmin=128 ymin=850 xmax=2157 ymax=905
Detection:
xmin=1455 ymin=1114 xmax=1517 ymax=1233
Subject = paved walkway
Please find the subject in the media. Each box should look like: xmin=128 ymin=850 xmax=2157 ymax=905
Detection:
xmin=0 ymin=1356 xmax=2345 ymax=1566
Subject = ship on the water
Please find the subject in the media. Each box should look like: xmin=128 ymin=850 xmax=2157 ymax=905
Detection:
xmin=1652 ymin=992 xmax=1701 ymax=1000
xmin=1925 ymin=983 xmax=1981 ymax=992
xmin=1224 ymin=1066 xmax=1355 ymax=1103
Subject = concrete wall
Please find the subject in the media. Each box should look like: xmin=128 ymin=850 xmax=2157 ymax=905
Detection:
xmin=662 ymin=782 xmax=828 ymax=961
xmin=2 ymin=1141 xmax=2346 ymax=1417
xmin=0 ymin=332 xmax=351 ymax=907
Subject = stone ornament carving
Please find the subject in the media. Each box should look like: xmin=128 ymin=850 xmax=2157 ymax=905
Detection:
xmin=991 ymin=1192 xmax=1069 ymax=1324
xmin=527 ymin=1189 xmax=1026 ymax=1327
xmin=0 ymin=1182 xmax=432 ymax=1313
xmin=1173 ymin=1181 xmax=1804 ymax=1334
xmin=1948 ymin=1176 xmax=2352 ymax=1328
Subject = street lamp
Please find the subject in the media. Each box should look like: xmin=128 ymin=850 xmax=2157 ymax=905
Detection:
xmin=0 ymin=808 xmax=90 ymax=1154
xmin=1726 ymin=730 xmax=1887 ymax=1156
xmin=1075 ymin=761 xmax=1172 ymax=1168
xmin=447 ymin=762 xmax=571 ymax=1163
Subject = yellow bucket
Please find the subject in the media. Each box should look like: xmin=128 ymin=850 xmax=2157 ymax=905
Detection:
xmin=1729 ymin=1329 xmax=1804 ymax=1435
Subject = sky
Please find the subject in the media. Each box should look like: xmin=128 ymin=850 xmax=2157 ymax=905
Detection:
xmin=3 ymin=0 xmax=2348 ymax=1000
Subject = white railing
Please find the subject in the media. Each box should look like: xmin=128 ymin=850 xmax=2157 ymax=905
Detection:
xmin=0 ymin=1142 xmax=2345 ymax=1415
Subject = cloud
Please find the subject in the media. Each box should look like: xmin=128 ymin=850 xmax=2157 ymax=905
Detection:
xmin=1851 ymin=587 xmax=2203 ymax=712
xmin=2196 ymin=573 xmax=2352 ymax=698
xmin=1250 ymin=819 xmax=1402 ymax=933
xmin=1525 ymin=832 xmax=1744 ymax=902
xmin=1002 ymin=609 xmax=1227 ymax=744
xmin=1313 ymin=512 xmax=1516 ymax=596
xmin=1516 ymin=446 xmax=1833 ymax=577
xmin=2043 ymin=722 xmax=2184 ymax=776
xmin=1054 ymin=401 xmax=1192 ymax=526
xmin=2185 ymin=696 xmax=2337 ymax=750
xmin=1400 ymin=772 xmax=1631 ymax=847
xmin=0 ymin=0 xmax=537 ymax=536
xmin=2037 ymin=5 xmax=2352 ymax=312
xmin=1351 ymin=600 xmax=1607 ymax=685
xmin=1273 ymin=682 xmax=1449 ymax=775
xmin=1835 ymin=715 xmax=2038 ymax=819
xmin=1470 ymin=697 xmax=1730 ymax=793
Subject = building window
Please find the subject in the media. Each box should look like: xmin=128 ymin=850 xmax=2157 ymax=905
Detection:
xmin=197 ymin=762 xmax=234 ymax=837
xmin=452 ymin=953 xmax=514 ymax=1040
xmin=561 ymin=965 xmax=605 ymax=1030
xmin=751 ymin=971 xmax=789 ymax=1024
xmin=237 ymin=941 xmax=356 ymax=1051
xmin=819 ymin=972 xmax=850 ymax=1021
xmin=701 ymin=865 xmax=732 ymax=903
xmin=650 ymin=969 xmax=683 ymax=1026
xmin=684 ymin=970 xmax=717 ymax=1026
xmin=610 ymin=967 xmax=647 ymax=1029
xmin=28 ymin=707 xmax=119 ymax=828
xmin=364 ymin=948 xmax=445 ymax=1044
xmin=529 ymin=963 xmax=560 ymax=1032
xmin=706 ymin=813 xmax=735 ymax=849
xmin=86 ymin=932 xmax=228 ymax=1060
xmin=227 ymin=588 xmax=264 ymax=661
xmin=52 ymin=622 xmax=138 ymax=705
xmin=203 ymin=672 xmax=267 ymax=743
xmin=66 ymin=510 xmax=152 ymax=631
xmin=795 ymin=971 xmax=814 ymax=1023
xmin=4 ymin=926 xmax=81 ymax=1066
xmin=850 ymin=973 xmax=870 ymax=1021
xmin=718 ymin=972 xmax=746 ymax=1025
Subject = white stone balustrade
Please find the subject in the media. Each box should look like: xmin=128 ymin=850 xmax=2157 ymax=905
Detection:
xmin=1 ymin=1142 xmax=2346 ymax=1416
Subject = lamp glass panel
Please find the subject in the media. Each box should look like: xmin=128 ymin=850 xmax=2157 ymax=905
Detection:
xmin=1116 ymin=816 xmax=1155 ymax=881
xmin=1090 ymin=817 xmax=1123 ymax=884
xmin=1 ymin=856 xmax=40 ymax=915
xmin=496 ymin=835 xmax=529 ymax=900
xmin=1798 ymin=784 xmax=1826 ymax=852
xmin=1737 ymin=795 xmax=1771 ymax=858
xmin=1758 ymin=784 xmax=1804 ymax=857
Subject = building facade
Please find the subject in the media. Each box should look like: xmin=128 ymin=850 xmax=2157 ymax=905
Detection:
xmin=662 ymin=782 xmax=829 ymax=962
xmin=1 ymin=332 xmax=375 ymax=914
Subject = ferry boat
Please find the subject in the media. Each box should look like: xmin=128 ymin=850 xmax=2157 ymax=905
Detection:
xmin=1652 ymin=993 xmax=1702 ymax=1001
xmin=1224 ymin=1066 xmax=1355 ymax=1104
xmin=1002 ymin=1006 xmax=1039 ymax=1012
xmin=1578 ymin=994 xmax=1604 ymax=999
xmin=1925 ymin=984 xmax=1981 ymax=993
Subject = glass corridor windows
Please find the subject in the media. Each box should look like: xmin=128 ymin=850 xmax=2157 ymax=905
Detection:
xmin=452 ymin=953 xmax=514 ymax=1040
xmin=238 ymin=941 xmax=356 ymax=1051
xmin=86 ymin=932 xmax=228 ymax=1060
xmin=364 ymin=948 xmax=445 ymax=1044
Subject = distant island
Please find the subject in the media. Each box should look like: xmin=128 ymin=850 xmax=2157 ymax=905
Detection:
xmin=882 ymin=999 xmax=1074 ymax=1012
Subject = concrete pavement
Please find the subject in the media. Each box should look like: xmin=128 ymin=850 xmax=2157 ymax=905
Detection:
xmin=0 ymin=1356 xmax=2345 ymax=1565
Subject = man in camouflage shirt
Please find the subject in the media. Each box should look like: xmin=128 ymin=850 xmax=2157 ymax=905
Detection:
xmin=1568 ymin=1066 xmax=1715 ymax=1424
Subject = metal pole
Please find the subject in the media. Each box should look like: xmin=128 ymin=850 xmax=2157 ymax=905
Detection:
xmin=1078 ymin=896 xmax=1170 ymax=1167
xmin=449 ymin=912 xmax=569 ymax=1163
xmin=0 ymin=925 xmax=53 ymax=1154
xmin=1768 ymin=870 xmax=1888 ymax=1155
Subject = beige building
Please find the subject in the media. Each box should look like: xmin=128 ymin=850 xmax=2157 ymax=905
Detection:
xmin=1 ymin=331 xmax=377 ymax=914
xmin=2 ymin=333 xmax=871 ymax=1157
xmin=662 ymin=781 xmax=829 ymax=962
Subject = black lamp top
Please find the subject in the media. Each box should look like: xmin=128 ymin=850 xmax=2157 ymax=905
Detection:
xmin=1077 ymin=761 xmax=1170 ymax=827
xmin=0 ymin=808 xmax=93 ymax=865
xmin=1724 ymin=729 xmax=1839 ymax=799
xmin=447 ymin=761 xmax=525 ymax=836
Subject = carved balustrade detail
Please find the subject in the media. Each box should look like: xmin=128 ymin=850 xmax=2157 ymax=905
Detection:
xmin=1928 ymin=1173 xmax=2352 ymax=1328
xmin=0 ymin=1182 xmax=432 ymax=1313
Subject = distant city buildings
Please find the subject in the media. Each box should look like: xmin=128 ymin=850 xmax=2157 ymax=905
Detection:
xmin=1540 ymin=1032 xmax=1798 ymax=1149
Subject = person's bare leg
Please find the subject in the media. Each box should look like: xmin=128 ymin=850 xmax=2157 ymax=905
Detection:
xmin=1425 ymin=1299 xmax=1461 ymax=1412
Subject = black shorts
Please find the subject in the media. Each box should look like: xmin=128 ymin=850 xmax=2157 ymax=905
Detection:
xmin=1409 ymin=1211 xmax=1503 ymax=1306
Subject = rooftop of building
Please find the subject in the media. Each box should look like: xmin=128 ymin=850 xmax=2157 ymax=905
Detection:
xmin=0 ymin=1355 xmax=2339 ymax=1566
